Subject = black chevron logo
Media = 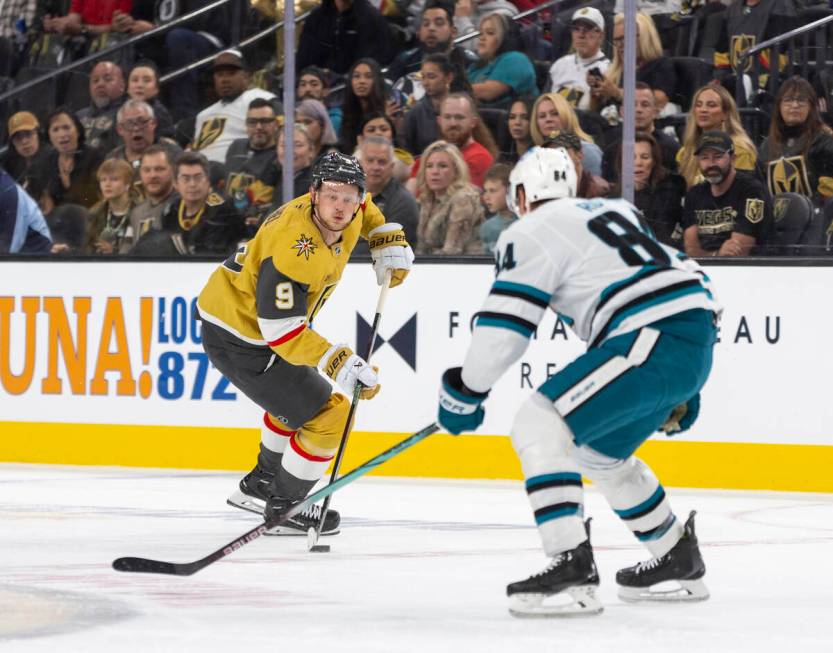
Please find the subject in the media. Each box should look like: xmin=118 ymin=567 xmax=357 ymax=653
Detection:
xmin=356 ymin=313 xmax=417 ymax=371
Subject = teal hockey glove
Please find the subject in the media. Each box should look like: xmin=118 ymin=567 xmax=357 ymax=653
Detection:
xmin=660 ymin=393 xmax=700 ymax=435
xmin=438 ymin=367 xmax=489 ymax=435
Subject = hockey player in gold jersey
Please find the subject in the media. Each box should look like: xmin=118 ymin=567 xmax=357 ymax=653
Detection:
xmin=197 ymin=152 xmax=414 ymax=535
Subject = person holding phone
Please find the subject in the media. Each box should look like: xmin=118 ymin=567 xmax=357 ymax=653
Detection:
xmin=548 ymin=7 xmax=610 ymax=111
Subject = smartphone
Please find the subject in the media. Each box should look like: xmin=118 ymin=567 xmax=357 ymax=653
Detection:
xmin=588 ymin=67 xmax=603 ymax=80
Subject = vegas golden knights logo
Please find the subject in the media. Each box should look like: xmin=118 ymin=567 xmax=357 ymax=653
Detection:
xmin=194 ymin=117 xmax=227 ymax=150
xmin=226 ymin=171 xmax=255 ymax=197
xmin=731 ymin=35 xmax=756 ymax=72
xmin=745 ymin=198 xmax=765 ymax=224
xmin=557 ymin=86 xmax=585 ymax=108
xmin=773 ymin=196 xmax=791 ymax=222
xmin=767 ymin=156 xmax=810 ymax=197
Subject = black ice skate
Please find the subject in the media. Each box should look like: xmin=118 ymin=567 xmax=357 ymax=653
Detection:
xmin=226 ymin=464 xmax=274 ymax=515
xmin=507 ymin=524 xmax=602 ymax=617
xmin=263 ymin=495 xmax=341 ymax=537
xmin=616 ymin=510 xmax=709 ymax=603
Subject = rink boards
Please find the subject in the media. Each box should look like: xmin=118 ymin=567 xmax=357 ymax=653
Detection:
xmin=1 ymin=260 xmax=832 ymax=492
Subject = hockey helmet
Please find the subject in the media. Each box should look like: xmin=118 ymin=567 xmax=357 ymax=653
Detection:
xmin=311 ymin=151 xmax=366 ymax=196
xmin=508 ymin=146 xmax=577 ymax=215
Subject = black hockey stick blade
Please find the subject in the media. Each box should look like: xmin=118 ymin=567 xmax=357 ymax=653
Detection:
xmin=112 ymin=422 xmax=439 ymax=576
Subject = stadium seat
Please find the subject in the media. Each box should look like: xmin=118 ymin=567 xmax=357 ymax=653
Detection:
xmin=669 ymin=57 xmax=715 ymax=110
xmin=771 ymin=192 xmax=813 ymax=254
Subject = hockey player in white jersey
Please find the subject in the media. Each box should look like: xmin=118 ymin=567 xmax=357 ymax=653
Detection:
xmin=437 ymin=147 xmax=721 ymax=617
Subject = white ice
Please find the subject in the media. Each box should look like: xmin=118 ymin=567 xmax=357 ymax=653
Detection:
xmin=1 ymin=464 xmax=831 ymax=652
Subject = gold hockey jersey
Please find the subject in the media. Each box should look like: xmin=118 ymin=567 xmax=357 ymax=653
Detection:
xmin=197 ymin=193 xmax=385 ymax=366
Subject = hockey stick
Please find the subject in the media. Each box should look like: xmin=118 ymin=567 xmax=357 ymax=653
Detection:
xmin=308 ymin=269 xmax=393 ymax=552
xmin=112 ymin=422 xmax=438 ymax=576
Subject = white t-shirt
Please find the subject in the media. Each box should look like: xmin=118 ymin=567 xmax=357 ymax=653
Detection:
xmin=193 ymin=88 xmax=276 ymax=163
xmin=548 ymin=53 xmax=611 ymax=110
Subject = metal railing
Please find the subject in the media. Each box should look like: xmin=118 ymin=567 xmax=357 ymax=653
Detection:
xmin=0 ymin=0 xmax=310 ymax=105
xmin=735 ymin=12 xmax=833 ymax=105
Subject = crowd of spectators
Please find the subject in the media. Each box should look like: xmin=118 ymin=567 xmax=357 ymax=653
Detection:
xmin=3 ymin=0 xmax=833 ymax=257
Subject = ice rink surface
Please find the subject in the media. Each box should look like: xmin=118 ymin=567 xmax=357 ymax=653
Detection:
xmin=1 ymin=464 xmax=831 ymax=653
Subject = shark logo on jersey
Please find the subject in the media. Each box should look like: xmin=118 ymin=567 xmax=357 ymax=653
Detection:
xmin=292 ymin=234 xmax=317 ymax=260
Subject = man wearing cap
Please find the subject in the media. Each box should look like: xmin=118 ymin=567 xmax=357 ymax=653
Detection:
xmin=544 ymin=131 xmax=610 ymax=199
xmin=548 ymin=7 xmax=610 ymax=111
xmin=192 ymin=50 xmax=277 ymax=164
xmin=682 ymin=130 xmax=772 ymax=257
xmin=1 ymin=112 xmax=47 ymax=183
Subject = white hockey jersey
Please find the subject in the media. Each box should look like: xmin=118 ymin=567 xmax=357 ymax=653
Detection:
xmin=461 ymin=197 xmax=721 ymax=393
xmin=193 ymin=88 xmax=276 ymax=163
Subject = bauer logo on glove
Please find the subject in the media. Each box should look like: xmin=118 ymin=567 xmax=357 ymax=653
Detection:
xmin=320 ymin=343 xmax=381 ymax=400
xmin=437 ymin=367 xmax=489 ymax=435
xmin=368 ymin=222 xmax=415 ymax=288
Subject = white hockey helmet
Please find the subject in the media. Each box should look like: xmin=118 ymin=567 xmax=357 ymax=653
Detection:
xmin=508 ymin=146 xmax=577 ymax=215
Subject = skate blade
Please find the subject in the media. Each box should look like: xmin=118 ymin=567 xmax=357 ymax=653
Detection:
xmin=226 ymin=490 xmax=265 ymax=516
xmin=264 ymin=525 xmax=340 ymax=537
xmin=618 ymin=578 xmax=710 ymax=603
xmin=509 ymin=585 xmax=604 ymax=618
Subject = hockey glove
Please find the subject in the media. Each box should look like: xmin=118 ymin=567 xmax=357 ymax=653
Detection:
xmin=368 ymin=222 xmax=414 ymax=288
xmin=660 ymin=393 xmax=700 ymax=435
xmin=319 ymin=344 xmax=381 ymax=400
xmin=438 ymin=367 xmax=489 ymax=435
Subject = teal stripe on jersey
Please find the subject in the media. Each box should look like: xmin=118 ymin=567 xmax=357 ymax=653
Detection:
xmin=557 ymin=312 xmax=574 ymax=326
xmin=600 ymin=285 xmax=711 ymax=342
xmin=636 ymin=515 xmax=677 ymax=541
xmin=492 ymin=280 xmax=552 ymax=304
xmin=615 ymin=485 xmax=665 ymax=519
xmin=599 ymin=265 xmax=658 ymax=304
xmin=476 ymin=316 xmax=535 ymax=337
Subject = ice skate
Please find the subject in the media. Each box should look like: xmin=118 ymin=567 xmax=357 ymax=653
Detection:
xmin=263 ymin=495 xmax=341 ymax=537
xmin=616 ymin=511 xmax=709 ymax=602
xmin=226 ymin=464 xmax=274 ymax=515
xmin=507 ymin=535 xmax=602 ymax=618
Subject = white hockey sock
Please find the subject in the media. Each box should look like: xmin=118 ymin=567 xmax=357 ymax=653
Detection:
xmin=261 ymin=411 xmax=295 ymax=454
xmin=512 ymin=394 xmax=587 ymax=557
xmin=576 ymin=447 xmax=683 ymax=558
xmin=277 ymin=432 xmax=334 ymax=500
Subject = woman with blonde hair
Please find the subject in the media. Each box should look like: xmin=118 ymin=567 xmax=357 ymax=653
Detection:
xmin=85 ymin=158 xmax=138 ymax=254
xmin=676 ymin=84 xmax=757 ymax=188
xmin=415 ymin=140 xmax=485 ymax=255
xmin=530 ymin=92 xmax=603 ymax=176
xmin=589 ymin=13 xmax=677 ymax=117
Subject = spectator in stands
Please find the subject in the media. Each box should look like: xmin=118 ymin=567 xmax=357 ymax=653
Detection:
xmin=158 ymin=0 xmax=233 ymax=122
xmin=40 ymin=107 xmax=104 ymax=209
xmin=613 ymin=0 xmax=685 ymax=54
xmin=545 ymin=131 xmax=610 ymax=199
xmin=453 ymin=0 xmax=518 ymax=46
xmin=109 ymin=100 xmax=182 ymax=175
xmin=193 ymin=50 xmax=277 ymax=164
xmin=415 ymin=139 xmax=485 ymax=254
xmin=602 ymin=81 xmax=680 ymax=180
xmin=530 ymin=93 xmax=603 ymax=176
xmin=468 ymin=12 xmax=537 ymax=110
xmin=296 ymin=0 xmax=395 ymax=74
xmin=158 ymin=152 xmax=245 ymax=255
xmin=126 ymin=61 xmax=175 ymax=139
xmin=84 ymin=158 xmax=137 ymax=254
xmin=76 ymin=61 xmax=126 ymax=152
xmin=295 ymin=98 xmax=340 ymax=167
xmin=714 ymin=0 xmax=798 ymax=77
xmin=548 ymin=7 xmax=610 ymax=111
xmin=677 ymin=84 xmax=757 ymax=188
xmin=479 ymin=162 xmax=516 ymax=254
xmin=269 ymin=125 xmax=317 ymax=209
xmin=0 ymin=0 xmax=35 ymax=77
xmin=499 ymin=96 xmax=533 ymax=164
xmin=758 ymin=76 xmax=833 ymax=206
xmin=683 ymin=130 xmax=771 ymax=256
xmin=42 ymin=0 xmax=130 ymax=37
xmin=402 ymin=53 xmax=454 ymax=156
xmin=340 ymin=58 xmax=405 ymax=154
xmin=128 ymin=144 xmax=178 ymax=247
xmin=358 ymin=135 xmax=420 ymax=246
xmin=0 ymin=167 xmax=51 ymax=254
xmin=297 ymin=66 xmax=343 ymax=134
xmin=356 ymin=112 xmax=414 ymax=183
xmin=2 ymin=112 xmax=48 ymax=184
xmin=615 ymin=131 xmax=686 ymax=246
xmin=225 ymin=97 xmax=278 ymax=187
xmin=590 ymin=13 xmax=677 ymax=119
xmin=388 ymin=0 xmax=478 ymax=99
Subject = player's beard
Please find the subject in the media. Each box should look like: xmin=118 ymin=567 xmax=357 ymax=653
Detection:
xmin=704 ymin=163 xmax=730 ymax=185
